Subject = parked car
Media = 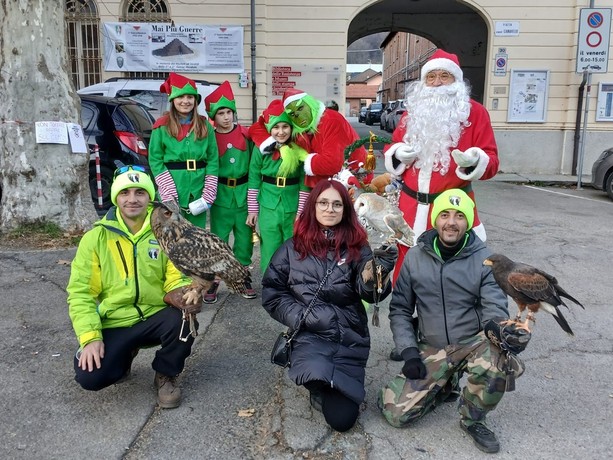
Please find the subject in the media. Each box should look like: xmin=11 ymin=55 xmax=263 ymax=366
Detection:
xmin=389 ymin=100 xmax=407 ymax=132
xmin=380 ymin=100 xmax=398 ymax=132
xmin=80 ymin=94 xmax=155 ymax=213
xmin=365 ymin=102 xmax=383 ymax=125
xmin=591 ymin=147 xmax=613 ymax=201
xmin=358 ymin=106 xmax=367 ymax=123
xmin=78 ymin=77 xmax=219 ymax=119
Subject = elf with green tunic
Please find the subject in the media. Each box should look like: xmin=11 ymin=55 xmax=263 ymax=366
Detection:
xmin=247 ymin=99 xmax=309 ymax=273
xmin=203 ymin=81 xmax=256 ymax=302
xmin=149 ymin=73 xmax=219 ymax=229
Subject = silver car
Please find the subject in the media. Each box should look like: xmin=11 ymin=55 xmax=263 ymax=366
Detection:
xmin=591 ymin=148 xmax=613 ymax=201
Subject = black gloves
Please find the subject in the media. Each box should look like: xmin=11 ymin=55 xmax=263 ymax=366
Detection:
xmin=400 ymin=347 xmax=427 ymax=380
xmin=484 ymin=319 xmax=531 ymax=355
xmin=373 ymin=244 xmax=398 ymax=274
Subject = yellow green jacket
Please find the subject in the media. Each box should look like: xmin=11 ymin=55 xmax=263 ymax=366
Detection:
xmin=67 ymin=206 xmax=190 ymax=348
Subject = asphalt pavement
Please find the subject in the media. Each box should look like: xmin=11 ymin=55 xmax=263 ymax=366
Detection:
xmin=1 ymin=177 xmax=612 ymax=459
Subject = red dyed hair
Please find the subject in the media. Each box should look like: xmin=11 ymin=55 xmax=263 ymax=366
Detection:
xmin=294 ymin=180 xmax=368 ymax=262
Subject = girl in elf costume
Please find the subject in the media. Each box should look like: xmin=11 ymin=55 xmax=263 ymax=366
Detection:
xmin=247 ymin=100 xmax=310 ymax=273
xmin=148 ymin=73 xmax=219 ymax=229
xmin=203 ymin=81 xmax=256 ymax=302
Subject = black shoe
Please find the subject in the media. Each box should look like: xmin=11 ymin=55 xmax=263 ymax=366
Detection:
xmin=309 ymin=391 xmax=323 ymax=412
xmin=460 ymin=421 xmax=500 ymax=453
xmin=389 ymin=348 xmax=403 ymax=361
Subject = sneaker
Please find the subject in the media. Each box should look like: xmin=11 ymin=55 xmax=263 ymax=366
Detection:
xmin=154 ymin=372 xmax=181 ymax=409
xmin=460 ymin=421 xmax=500 ymax=453
xmin=203 ymin=281 xmax=220 ymax=304
xmin=389 ymin=348 xmax=403 ymax=361
xmin=116 ymin=349 xmax=139 ymax=384
xmin=241 ymin=280 xmax=257 ymax=299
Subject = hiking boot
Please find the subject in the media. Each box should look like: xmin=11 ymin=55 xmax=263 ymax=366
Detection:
xmin=389 ymin=347 xmax=403 ymax=361
xmin=460 ymin=420 xmax=500 ymax=453
xmin=116 ymin=349 xmax=139 ymax=384
xmin=309 ymin=391 xmax=323 ymax=412
xmin=154 ymin=372 xmax=181 ymax=409
xmin=241 ymin=280 xmax=257 ymax=299
xmin=203 ymin=281 xmax=220 ymax=304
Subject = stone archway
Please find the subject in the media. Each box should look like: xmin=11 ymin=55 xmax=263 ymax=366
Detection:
xmin=348 ymin=0 xmax=489 ymax=102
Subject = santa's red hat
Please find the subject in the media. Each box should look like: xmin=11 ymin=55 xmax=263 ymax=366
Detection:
xmin=420 ymin=50 xmax=463 ymax=83
xmin=282 ymin=88 xmax=308 ymax=107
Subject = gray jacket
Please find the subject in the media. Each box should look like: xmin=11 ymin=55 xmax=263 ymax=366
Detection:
xmin=389 ymin=229 xmax=508 ymax=352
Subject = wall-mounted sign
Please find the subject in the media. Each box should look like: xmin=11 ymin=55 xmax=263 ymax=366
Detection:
xmin=507 ymin=70 xmax=550 ymax=123
xmin=576 ymin=8 xmax=611 ymax=73
xmin=267 ymin=64 xmax=341 ymax=103
xmin=596 ymin=82 xmax=613 ymax=121
xmin=495 ymin=21 xmax=520 ymax=37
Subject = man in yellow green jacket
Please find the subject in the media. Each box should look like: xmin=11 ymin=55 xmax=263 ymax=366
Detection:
xmin=67 ymin=166 xmax=197 ymax=409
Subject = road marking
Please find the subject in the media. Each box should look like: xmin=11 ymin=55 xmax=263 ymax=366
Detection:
xmin=523 ymin=185 xmax=613 ymax=204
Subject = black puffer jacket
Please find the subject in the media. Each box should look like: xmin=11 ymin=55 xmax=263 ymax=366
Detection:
xmin=262 ymin=238 xmax=390 ymax=404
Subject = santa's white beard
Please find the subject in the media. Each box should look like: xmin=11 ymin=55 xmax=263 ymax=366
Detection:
xmin=401 ymin=81 xmax=471 ymax=175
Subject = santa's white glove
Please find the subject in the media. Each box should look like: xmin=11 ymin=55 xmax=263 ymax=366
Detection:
xmin=451 ymin=148 xmax=479 ymax=168
xmin=395 ymin=145 xmax=419 ymax=165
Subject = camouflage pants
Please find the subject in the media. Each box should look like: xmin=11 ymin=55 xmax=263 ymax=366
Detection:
xmin=378 ymin=332 xmax=523 ymax=428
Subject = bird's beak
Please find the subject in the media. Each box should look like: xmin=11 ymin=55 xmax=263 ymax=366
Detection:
xmin=483 ymin=258 xmax=492 ymax=266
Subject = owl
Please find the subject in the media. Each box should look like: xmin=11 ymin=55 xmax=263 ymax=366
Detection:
xmin=151 ymin=201 xmax=249 ymax=304
xmin=353 ymin=193 xmax=414 ymax=247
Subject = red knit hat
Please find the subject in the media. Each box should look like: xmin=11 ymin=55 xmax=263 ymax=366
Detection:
xmin=160 ymin=72 xmax=201 ymax=103
xmin=282 ymin=88 xmax=308 ymax=107
xmin=204 ymin=81 xmax=236 ymax=118
xmin=262 ymin=99 xmax=292 ymax=132
xmin=420 ymin=50 xmax=463 ymax=83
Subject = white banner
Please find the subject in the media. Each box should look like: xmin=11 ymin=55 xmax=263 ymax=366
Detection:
xmin=103 ymin=23 xmax=244 ymax=73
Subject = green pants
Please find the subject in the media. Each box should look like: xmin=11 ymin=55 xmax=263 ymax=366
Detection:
xmin=210 ymin=203 xmax=253 ymax=266
xmin=378 ymin=332 xmax=524 ymax=428
xmin=258 ymin=205 xmax=296 ymax=273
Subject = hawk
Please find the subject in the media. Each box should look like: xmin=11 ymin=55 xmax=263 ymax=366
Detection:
xmin=483 ymin=253 xmax=584 ymax=335
xmin=151 ymin=201 xmax=250 ymax=305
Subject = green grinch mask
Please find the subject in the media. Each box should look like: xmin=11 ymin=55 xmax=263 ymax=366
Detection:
xmin=285 ymin=95 xmax=321 ymax=134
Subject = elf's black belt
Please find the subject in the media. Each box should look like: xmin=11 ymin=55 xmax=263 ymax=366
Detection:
xmin=218 ymin=174 xmax=248 ymax=188
xmin=165 ymin=160 xmax=207 ymax=171
xmin=262 ymin=175 xmax=299 ymax=187
xmin=401 ymin=183 xmax=472 ymax=205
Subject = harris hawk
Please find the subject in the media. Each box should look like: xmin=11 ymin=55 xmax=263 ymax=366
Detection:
xmin=483 ymin=253 xmax=584 ymax=335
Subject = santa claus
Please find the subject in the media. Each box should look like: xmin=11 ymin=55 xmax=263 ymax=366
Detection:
xmin=385 ymin=49 xmax=499 ymax=277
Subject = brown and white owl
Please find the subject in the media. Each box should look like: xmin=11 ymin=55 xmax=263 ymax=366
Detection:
xmin=151 ymin=201 xmax=249 ymax=304
xmin=353 ymin=193 xmax=414 ymax=247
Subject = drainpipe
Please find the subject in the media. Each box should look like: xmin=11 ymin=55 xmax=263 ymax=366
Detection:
xmin=572 ymin=70 xmax=588 ymax=175
xmin=250 ymin=0 xmax=257 ymax=123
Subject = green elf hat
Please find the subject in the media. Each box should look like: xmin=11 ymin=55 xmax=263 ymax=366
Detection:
xmin=204 ymin=81 xmax=236 ymax=118
xmin=262 ymin=99 xmax=291 ymax=132
xmin=430 ymin=188 xmax=475 ymax=229
xmin=160 ymin=72 xmax=201 ymax=104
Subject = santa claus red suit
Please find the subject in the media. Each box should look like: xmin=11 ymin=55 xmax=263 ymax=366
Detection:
xmin=384 ymin=50 xmax=499 ymax=278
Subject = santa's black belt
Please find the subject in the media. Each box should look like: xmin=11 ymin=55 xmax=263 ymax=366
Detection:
xmin=262 ymin=175 xmax=299 ymax=187
xmin=165 ymin=160 xmax=207 ymax=171
xmin=401 ymin=183 xmax=472 ymax=205
xmin=218 ymin=174 xmax=248 ymax=188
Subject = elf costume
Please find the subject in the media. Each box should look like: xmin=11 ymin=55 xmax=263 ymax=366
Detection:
xmin=204 ymin=81 xmax=254 ymax=269
xmin=148 ymin=72 xmax=219 ymax=228
xmin=247 ymin=99 xmax=309 ymax=273
xmin=249 ymin=89 xmax=367 ymax=188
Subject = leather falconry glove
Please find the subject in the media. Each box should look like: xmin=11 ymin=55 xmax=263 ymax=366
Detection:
xmin=163 ymin=288 xmax=202 ymax=315
xmin=484 ymin=318 xmax=531 ymax=355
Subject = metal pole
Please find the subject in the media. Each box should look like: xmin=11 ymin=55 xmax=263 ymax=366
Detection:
xmin=250 ymin=0 xmax=257 ymax=123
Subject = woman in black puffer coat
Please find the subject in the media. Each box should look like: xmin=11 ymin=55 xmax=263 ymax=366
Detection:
xmin=262 ymin=179 xmax=396 ymax=432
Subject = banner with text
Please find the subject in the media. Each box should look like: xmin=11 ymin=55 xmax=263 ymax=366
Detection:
xmin=102 ymin=23 xmax=244 ymax=73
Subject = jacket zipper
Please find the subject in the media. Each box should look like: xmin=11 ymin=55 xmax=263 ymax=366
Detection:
xmin=115 ymin=240 xmax=145 ymax=321
xmin=440 ymin=264 xmax=451 ymax=345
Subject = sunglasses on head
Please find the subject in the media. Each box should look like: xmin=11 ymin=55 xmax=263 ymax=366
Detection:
xmin=113 ymin=165 xmax=147 ymax=179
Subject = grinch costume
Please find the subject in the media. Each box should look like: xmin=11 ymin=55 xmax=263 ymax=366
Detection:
xmin=249 ymin=89 xmax=367 ymax=188
xmin=247 ymin=99 xmax=309 ymax=272
xmin=204 ymin=81 xmax=254 ymax=268
xmin=149 ymin=73 xmax=219 ymax=228
xmin=383 ymin=50 xmax=499 ymax=279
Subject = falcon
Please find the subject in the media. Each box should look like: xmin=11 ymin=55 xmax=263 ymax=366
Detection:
xmin=151 ymin=201 xmax=249 ymax=305
xmin=483 ymin=253 xmax=584 ymax=335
